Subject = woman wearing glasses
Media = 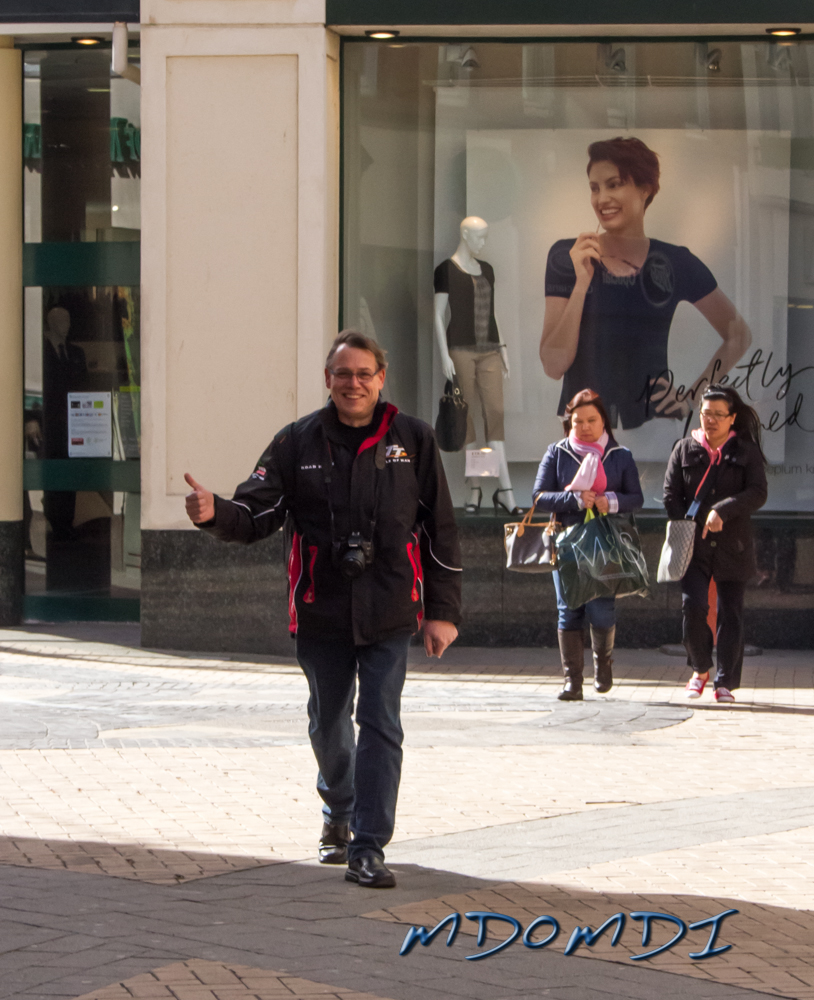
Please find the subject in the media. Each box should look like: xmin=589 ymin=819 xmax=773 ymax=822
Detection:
xmin=539 ymin=137 xmax=752 ymax=430
xmin=662 ymin=385 xmax=767 ymax=704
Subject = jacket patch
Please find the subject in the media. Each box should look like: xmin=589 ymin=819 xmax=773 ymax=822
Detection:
xmin=386 ymin=444 xmax=409 ymax=461
xmin=250 ymin=466 xmax=266 ymax=480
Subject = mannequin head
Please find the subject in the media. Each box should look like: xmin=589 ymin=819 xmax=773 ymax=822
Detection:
xmin=46 ymin=307 xmax=70 ymax=338
xmin=460 ymin=216 xmax=488 ymax=256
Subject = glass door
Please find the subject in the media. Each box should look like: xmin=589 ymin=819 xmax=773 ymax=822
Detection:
xmin=22 ymin=41 xmax=141 ymax=621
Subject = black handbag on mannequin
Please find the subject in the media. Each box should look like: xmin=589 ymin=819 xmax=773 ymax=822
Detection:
xmin=434 ymin=376 xmax=468 ymax=452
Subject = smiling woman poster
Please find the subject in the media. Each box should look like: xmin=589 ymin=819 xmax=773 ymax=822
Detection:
xmin=460 ymin=125 xmax=791 ymax=484
xmin=539 ymin=136 xmax=751 ymax=432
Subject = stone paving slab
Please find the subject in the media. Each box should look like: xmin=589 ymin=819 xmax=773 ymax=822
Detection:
xmin=384 ymin=787 xmax=814 ymax=881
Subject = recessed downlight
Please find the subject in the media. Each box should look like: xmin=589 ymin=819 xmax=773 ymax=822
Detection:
xmin=72 ymin=36 xmax=104 ymax=45
xmin=365 ymin=29 xmax=399 ymax=39
xmin=766 ymin=27 xmax=801 ymax=36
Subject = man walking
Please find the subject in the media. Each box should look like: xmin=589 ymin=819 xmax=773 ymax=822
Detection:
xmin=184 ymin=331 xmax=461 ymax=887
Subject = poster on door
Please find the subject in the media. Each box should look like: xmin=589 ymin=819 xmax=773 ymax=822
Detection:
xmin=67 ymin=392 xmax=112 ymax=458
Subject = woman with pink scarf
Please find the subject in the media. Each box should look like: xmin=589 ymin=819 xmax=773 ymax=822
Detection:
xmin=663 ymin=385 xmax=767 ymax=704
xmin=534 ymin=389 xmax=644 ymax=701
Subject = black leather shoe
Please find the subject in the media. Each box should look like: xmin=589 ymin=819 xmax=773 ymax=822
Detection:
xmin=318 ymin=822 xmax=350 ymax=865
xmin=345 ymin=854 xmax=396 ymax=888
xmin=557 ymin=679 xmax=583 ymax=701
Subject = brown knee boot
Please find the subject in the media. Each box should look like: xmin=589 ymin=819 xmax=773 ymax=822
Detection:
xmin=591 ymin=625 xmax=615 ymax=693
xmin=557 ymin=629 xmax=584 ymax=701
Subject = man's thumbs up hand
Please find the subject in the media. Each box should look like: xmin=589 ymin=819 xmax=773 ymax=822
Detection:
xmin=184 ymin=472 xmax=215 ymax=524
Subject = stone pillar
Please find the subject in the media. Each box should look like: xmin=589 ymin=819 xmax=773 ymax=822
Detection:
xmin=139 ymin=1 xmax=339 ymax=650
xmin=0 ymin=38 xmax=23 ymax=627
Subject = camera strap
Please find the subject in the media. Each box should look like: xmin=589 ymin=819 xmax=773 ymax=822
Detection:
xmin=322 ymin=437 xmax=340 ymax=547
xmin=321 ymin=435 xmax=381 ymax=547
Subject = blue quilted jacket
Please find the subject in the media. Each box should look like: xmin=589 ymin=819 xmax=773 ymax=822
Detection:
xmin=533 ymin=438 xmax=644 ymax=528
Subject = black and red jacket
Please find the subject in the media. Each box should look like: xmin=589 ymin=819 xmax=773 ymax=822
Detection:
xmin=199 ymin=400 xmax=462 ymax=645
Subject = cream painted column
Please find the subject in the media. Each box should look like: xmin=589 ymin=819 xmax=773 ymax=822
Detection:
xmin=0 ymin=38 xmax=23 ymax=625
xmin=140 ymin=1 xmax=339 ymax=532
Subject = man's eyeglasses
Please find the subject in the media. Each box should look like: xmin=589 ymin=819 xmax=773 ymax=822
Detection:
xmin=328 ymin=368 xmax=381 ymax=383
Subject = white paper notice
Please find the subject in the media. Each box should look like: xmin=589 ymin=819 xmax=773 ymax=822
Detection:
xmin=465 ymin=448 xmax=501 ymax=479
xmin=67 ymin=392 xmax=112 ymax=458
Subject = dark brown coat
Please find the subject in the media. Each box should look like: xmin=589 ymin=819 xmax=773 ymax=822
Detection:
xmin=662 ymin=435 xmax=768 ymax=581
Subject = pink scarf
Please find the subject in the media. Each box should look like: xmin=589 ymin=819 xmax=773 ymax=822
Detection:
xmin=566 ymin=430 xmax=609 ymax=493
xmin=691 ymin=428 xmax=736 ymax=495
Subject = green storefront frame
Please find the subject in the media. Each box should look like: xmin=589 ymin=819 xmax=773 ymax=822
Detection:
xmin=24 ymin=241 xmax=141 ymax=623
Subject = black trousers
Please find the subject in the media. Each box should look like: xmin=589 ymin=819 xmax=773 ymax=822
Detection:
xmin=681 ymin=561 xmax=746 ymax=691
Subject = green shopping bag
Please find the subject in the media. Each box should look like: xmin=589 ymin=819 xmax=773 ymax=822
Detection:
xmin=556 ymin=509 xmax=650 ymax=610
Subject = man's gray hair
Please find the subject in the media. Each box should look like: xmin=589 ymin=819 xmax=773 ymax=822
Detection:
xmin=325 ymin=330 xmax=388 ymax=371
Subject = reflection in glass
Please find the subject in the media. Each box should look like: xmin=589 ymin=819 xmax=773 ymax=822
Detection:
xmin=22 ymin=44 xmax=141 ymax=604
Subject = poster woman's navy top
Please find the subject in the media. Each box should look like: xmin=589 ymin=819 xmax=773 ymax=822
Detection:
xmin=545 ymin=238 xmax=718 ymax=430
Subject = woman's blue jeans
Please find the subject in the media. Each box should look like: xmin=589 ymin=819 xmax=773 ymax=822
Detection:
xmin=552 ymin=569 xmax=616 ymax=631
xmin=295 ymin=630 xmax=410 ymax=860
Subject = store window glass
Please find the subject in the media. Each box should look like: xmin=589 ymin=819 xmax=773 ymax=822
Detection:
xmin=343 ymin=39 xmax=814 ymax=515
xmin=22 ymin=44 xmax=141 ymax=616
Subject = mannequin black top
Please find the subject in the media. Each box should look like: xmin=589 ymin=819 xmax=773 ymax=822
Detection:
xmin=544 ymin=237 xmax=718 ymax=430
xmin=434 ymin=258 xmax=501 ymax=350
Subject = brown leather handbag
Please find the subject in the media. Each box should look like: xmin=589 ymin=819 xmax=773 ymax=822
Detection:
xmin=504 ymin=509 xmax=561 ymax=573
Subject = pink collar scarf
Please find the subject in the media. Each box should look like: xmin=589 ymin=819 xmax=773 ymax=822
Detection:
xmin=691 ymin=427 xmax=736 ymax=458
xmin=690 ymin=428 xmax=736 ymax=495
xmin=566 ymin=430 xmax=609 ymax=493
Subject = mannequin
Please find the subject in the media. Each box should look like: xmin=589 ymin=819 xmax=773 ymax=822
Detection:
xmin=433 ymin=216 xmax=521 ymax=514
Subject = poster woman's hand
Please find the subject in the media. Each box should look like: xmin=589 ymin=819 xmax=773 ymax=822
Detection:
xmin=569 ymin=232 xmax=602 ymax=288
xmin=441 ymin=352 xmax=456 ymax=382
xmin=649 ymin=376 xmax=692 ymax=419
xmin=500 ymin=345 xmax=510 ymax=380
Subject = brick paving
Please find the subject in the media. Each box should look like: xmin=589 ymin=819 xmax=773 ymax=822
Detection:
xmin=0 ymin=626 xmax=810 ymax=998
xmin=72 ymin=960 xmax=394 ymax=1000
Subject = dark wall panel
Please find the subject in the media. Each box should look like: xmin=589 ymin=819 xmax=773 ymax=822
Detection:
xmin=0 ymin=2 xmax=138 ymax=22
xmin=141 ymin=516 xmax=814 ymax=654
xmin=328 ymin=1 xmax=814 ymax=25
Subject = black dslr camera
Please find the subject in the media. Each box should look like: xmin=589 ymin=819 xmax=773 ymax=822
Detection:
xmin=333 ymin=531 xmax=375 ymax=579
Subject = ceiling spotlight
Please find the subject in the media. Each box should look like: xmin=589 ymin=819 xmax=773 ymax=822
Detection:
xmin=72 ymin=36 xmax=103 ymax=45
xmin=766 ymin=27 xmax=801 ymax=36
xmin=706 ymin=48 xmax=722 ymax=72
xmin=365 ymin=29 xmax=399 ymax=39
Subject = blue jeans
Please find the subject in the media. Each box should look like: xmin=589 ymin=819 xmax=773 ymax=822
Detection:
xmin=295 ymin=630 xmax=410 ymax=860
xmin=552 ymin=570 xmax=616 ymax=631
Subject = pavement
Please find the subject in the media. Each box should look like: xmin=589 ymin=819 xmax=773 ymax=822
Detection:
xmin=0 ymin=623 xmax=811 ymax=999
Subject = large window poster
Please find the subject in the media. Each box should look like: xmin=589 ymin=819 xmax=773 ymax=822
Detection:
xmin=433 ymin=88 xmax=811 ymax=512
